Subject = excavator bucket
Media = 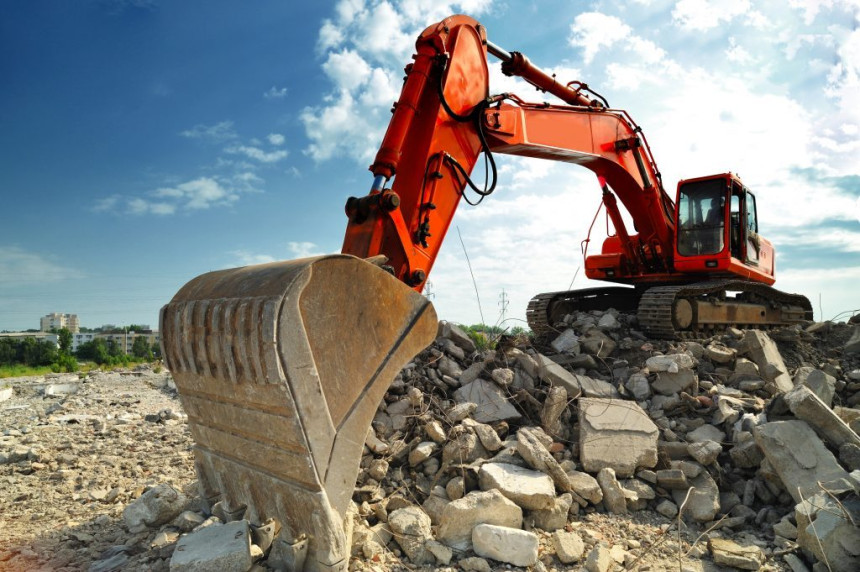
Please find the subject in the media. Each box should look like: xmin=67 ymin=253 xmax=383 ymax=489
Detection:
xmin=159 ymin=254 xmax=438 ymax=571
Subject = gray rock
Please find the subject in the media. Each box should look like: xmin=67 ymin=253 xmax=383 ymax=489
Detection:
xmin=625 ymin=373 xmax=651 ymax=400
xmin=798 ymin=369 xmax=837 ymax=406
xmin=656 ymin=499 xmax=679 ymax=518
xmin=553 ymin=530 xmax=586 ymax=563
xmin=580 ymin=330 xmax=616 ymax=358
xmin=540 ymin=386 xmax=568 ymax=438
xmin=389 ymin=506 xmax=434 ymax=565
xmin=530 ymin=493 xmax=572 ymax=531
xmin=708 ymin=538 xmax=765 ymax=570
xmin=459 ymin=556 xmax=492 ymax=572
xmin=579 ymin=398 xmax=658 ymax=477
xmin=706 ymin=343 xmax=736 ymax=364
xmin=454 ymin=379 xmax=521 ymax=423
xmin=744 ymin=330 xmax=793 ymax=393
xmin=795 ymin=493 xmax=860 ymax=572
xmin=784 ymin=385 xmax=860 ymax=450
xmin=673 ymin=472 xmax=719 ymax=522
xmin=437 ymin=489 xmax=522 ymax=550
xmin=169 ymin=520 xmax=252 ymax=572
xmin=652 ymin=370 xmax=696 ymax=396
xmin=408 ymin=441 xmax=438 ymax=467
xmin=657 ymin=469 xmax=688 ymax=490
xmin=447 ymin=401 xmax=477 ymax=423
xmin=754 ymin=421 xmax=854 ymax=503
xmin=551 ymin=329 xmax=580 ymax=353
xmin=472 ymin=524 xmax=538 ymax=567
xmin=646 ymin=354 xmax=694 ymax=372
xmin=425 ymin=540 xmax=452 ymax=565
xmin=478 ymin=462 xmax=555 ymax=510
xmin=585 ymin=543 xmax=613 ymax=572
xmin=438 ymin=321 xmax=476 ymax=353
xmin=490 ymin=367 xmax=514 ymax=387
xmin=688 ymin=440 xmax=722 ymax=465
xmin=845 ymin=326 xmax=860 ymax=354
xmin=686 ymin=424 xmax=725 ymax=443
xmin=596 ymin=468 xmax=627 ymax=514
xmin=123 ymin=484 xmax=188 ymax=533
xmin=562 ymin=465 xmax=603 ymax=504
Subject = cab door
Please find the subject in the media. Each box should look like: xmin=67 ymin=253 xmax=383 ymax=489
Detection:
xmin=744 ymin=191 xmax=760 ymax=266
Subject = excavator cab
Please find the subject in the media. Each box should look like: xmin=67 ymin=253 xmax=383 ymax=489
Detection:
xmin=673 ymin=173 xmax=774 ymax=282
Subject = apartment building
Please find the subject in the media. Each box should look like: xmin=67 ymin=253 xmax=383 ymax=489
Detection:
xmin=40 ymin=313 xmax=80 ymax=333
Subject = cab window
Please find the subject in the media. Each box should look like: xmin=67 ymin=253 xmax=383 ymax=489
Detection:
xmin=677 ymin=179 xmax=726 ymax=256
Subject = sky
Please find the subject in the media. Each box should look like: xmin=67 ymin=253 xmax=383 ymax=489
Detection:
xmin=1 ymin=0 xmax=858 ymax=333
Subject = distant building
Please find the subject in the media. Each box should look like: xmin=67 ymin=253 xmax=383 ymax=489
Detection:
xmin=40 ymin=313 xmax=80 ymax=333
xmin=97 ymin=330 xmax=160 ymax=355
xmin=0 ymin=332 xmax=59 ymax=347
xmin=71 ymin=332 xmax=96 ymax=353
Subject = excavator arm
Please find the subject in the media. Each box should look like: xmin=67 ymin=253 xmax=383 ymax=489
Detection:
xmin=342 ymin=15 xmax=677 ymax=290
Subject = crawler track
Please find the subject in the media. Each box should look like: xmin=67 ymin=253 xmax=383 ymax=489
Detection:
xmin=528 ymin=280 xmax=812 ymax=339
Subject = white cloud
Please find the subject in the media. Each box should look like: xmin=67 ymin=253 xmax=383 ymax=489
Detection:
xmin=322 ymin=49 xmax=373 ymax=92
xmin=0 ymin=246 xmax=85 ymax=285
xmin=225 ymin=144 xmax=288 ymax=163
xmin=263 ymin=86 xmax=288 ymax=99
xmin=180 ymin=120 xmax=237 ymax=141
xmin=267 ymin=133 xmax=285 ymax=145
xmin=671 ymin=0 xmax=753 ymax=31
xmin=288 ymin=241 xmax=326 ymax=258
xmin=569 ymin=12 xmax=632 ymax=65
xmin=147 ymin=177 xmax=238 ymax=211
xmin=228 ymin=250 xmax=278 ymax=267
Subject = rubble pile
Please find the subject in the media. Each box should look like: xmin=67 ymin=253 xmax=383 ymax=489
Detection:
xmin=2 ymin=313 xmax=860 ymax=571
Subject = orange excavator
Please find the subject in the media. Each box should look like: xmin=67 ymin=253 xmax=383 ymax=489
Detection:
xmin=161 ymin=15 xmax=811 ymax=571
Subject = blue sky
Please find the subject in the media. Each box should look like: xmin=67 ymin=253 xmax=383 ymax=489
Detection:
xmin=1 ymin=0 xmax=858 ymax=332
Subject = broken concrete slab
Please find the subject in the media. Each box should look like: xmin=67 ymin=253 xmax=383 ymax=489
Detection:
xmin=437 ymin=489 xmax=522 ymax=550
xmin=453 ymin=378 xmax=521 ymax=423
xmin=438 ymin=320 xmax=477 ymax=354
xmin=596 ymin=468 xmax=627 ymax=514
xmin=472 ymin=524 xmax=538 ymax=567
xmin=795 ymin=492 xmax=860 ymax=572
xmin=477 ymin=462 xmax=555 ymax=511
xmin=645 ymin=353 xmax=694 ymax=372
xmin=169 ymin=520 xmax=252 ymax=572
xmin=123 ymin=484 xmax=188 ymax=534
xmin=744 ymin=330 xmax=793 ymax=394
xmin=708 ymin=537 xmax=765 ymax=570
xmin=754 ymin=420 xmax=854 ymax=503
xmin=530 ymin=493 xmax=572 ymax=531
xmin=550 ymin=329 xmax=580 ymax=354
xmin=553 ymin=530 xmax=585 ymax=563
xmin=652 ymin=369 xmax=696 ymax=396
xmin=794 ymin=368 xmax=837 ymax=406
xmin=578 ymin=397 xmax=658 ymax=477
xmin=784 ymin=385 xmax=860 ymax=450
xmin=389 ymin=506 xmax=434 ymax=565
xmin=673 ymin=472 xmax=719 ymax=522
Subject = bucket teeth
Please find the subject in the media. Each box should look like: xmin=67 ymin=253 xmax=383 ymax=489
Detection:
xmin=160 ymin=255 xmax=437 ymax=571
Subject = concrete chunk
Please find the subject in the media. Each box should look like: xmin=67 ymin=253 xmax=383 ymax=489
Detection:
xmin=579 ymin=398 xmax=658 ymax=477
xmin=453 ymin=378 xmax=521 ymax=423
xmin=784 ymin=385 xmax=860 ymax=450
xmin=744 ymin=330 xmax=793 ymax=393
xmin=123 ymin=484 xmax=188 ymax=534
xmin=438 ymin=320 xmax=476 ymax=353
xmin=652 ymin=370 xmax=696 ymax=396
xmin=437 ymin=489 xmax=522 ymax=550
xmin=169 ymin=520 xmax=252 ymax=572
xmin=795 ymin=493 xmax=860 ymax=572
xmin=553 ymin=530 xmax=585 ymax=563
xmin=472 ymin=524 xmax=538 ymax=567
xmin=754 ymin=420 xmax=854 ymax=503
xmin=708 ymin=538 xmax=765 ymax=570
xmin=389 ymin=507 xmax=434 ymax=565
xmin=478 ymin=462 xmax=555 ymax=510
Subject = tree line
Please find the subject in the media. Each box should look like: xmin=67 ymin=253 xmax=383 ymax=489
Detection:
xmin=0 ymin=328 xmax=161 ymax=372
